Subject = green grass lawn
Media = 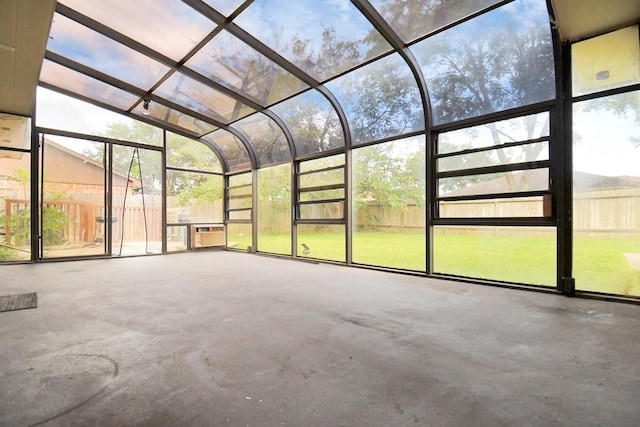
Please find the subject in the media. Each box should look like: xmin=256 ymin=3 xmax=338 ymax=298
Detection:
xmin=232 ymin=231 xmax=640 ymax=297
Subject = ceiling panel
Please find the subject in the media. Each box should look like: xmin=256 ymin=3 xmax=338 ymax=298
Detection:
xmin=551 ymin=0 xmax=640 ymax=41
xmin=0 ymin=0 xmax=56 ymax=116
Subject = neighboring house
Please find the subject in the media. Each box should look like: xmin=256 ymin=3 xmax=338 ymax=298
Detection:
xmin=1 ymin=139 xmax=152 ymax=246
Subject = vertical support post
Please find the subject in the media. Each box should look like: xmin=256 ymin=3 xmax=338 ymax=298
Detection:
xmin=345 ymin=149 xmax=353 ymax=265
xmin=251 ymin=167 xmax=258 ymax=252
xmin=161 ymin=130 xmax=167 ymax=254
xmin=556 ymin=40 xmax=575 ymax=295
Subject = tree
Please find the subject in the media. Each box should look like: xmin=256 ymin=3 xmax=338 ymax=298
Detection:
xmin=413 ymin=4 xmax=555 ymax=192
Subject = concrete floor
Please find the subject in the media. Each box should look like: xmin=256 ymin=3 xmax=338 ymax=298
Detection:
xmin=1 ymin=252 xmax=639 ymax=427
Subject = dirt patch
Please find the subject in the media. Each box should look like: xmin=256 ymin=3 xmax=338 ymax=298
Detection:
xmin=623 ymin=253 xmax=640 ymax=269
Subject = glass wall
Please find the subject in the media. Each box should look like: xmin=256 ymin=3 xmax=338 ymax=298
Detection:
xmin=433 ymin=112 xmax=555 ymax=286
xmin=0 ymin=148 xmax=31 ymax=261
xmin=296 ymin=155 xmax=345 ymax=261
xmin=41 ymin=136 xmax=107 ymax=258
xmin=112 ymin=145 xmax=163 ymax=256
xmin=258 ymin=164 xmax=291 ymax=255
xmin=352 ymin=136 xmax=426 ymax=271
xmin=573 ymin=92 xmax=640 ymax=296
xmin=166 ymin=133 xmax=224 ymax=251
xmin=0 ymin=114 xmax=31 ymax=262
xmin=572 ymin=26 xmax=640 ymax=297
xmin=433 ymin=226 xmax=556 ymax=286
xmin=226 ymin=172 xmax=253 ymax=250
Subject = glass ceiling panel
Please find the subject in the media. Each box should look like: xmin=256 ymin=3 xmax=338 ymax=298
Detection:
xmin=202 ymin=0 xmax=246 ymax=17
xmin=234 ymin=0 xmax=392 ymax=81
xmin=202 ymin=129 xmax=252 ymax=172
xmin=47 ymin=13 xmax=170 ymax=91
xmin=155 ymin=72 xmax=255 ymax=124
xmin=37 ymin=87 xmax=163 ymax=146
xmin=270 ymin=90 xmax=344 ymax=157
xmin=411 ymin=0 xmax=555 ymax=126
xmin=167 ymin=132 xmax=222 ymax=173
xmin=186 ymin=30 xmax=308 ymax=106
xmin=40 ymin=59 xmax=139 ymax=111
xmin=231 ymin=113 xmax=290 ymax=167
xmin=131 ymin=101 xmax=217 ymax=137
xmin=325 ymin=53 xmax=424 ymax=145
xmin=59 ymin=0 xmax=216 ymax=61
xmin=368 ymin=0 xmax=502 ymax=43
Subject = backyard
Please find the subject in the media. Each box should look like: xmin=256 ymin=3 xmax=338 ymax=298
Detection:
xmin=230 ymin=231 xmax=640 ymax=297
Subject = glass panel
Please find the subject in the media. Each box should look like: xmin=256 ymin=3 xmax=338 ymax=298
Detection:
xmin=60 ymin=0 xmax=215 ymax=61
xmin=438 ymin=112 xmax=550 ymax=154
xmin=0 ymin=113 xmax=30 ymax=150
xmin=439 ymin=168 xmax=549 ymax=197
xmin=438 ymin=142 xmax=549 ymax=172
xmin=573 ymin=92 xmax=640 ymax=297
xmin=325 ymin=53 xmax=424 ymax=145
xmin=0 ymin=150 xmax=31 ymax=262
xmin=37 ymin=88 xmax=163 ymax=146
xmin=112 ymin=145 xmax=163 ymax=256
xmin=202 ymin=0 xmax=245 ymax=17
xmin=411 ymin=0 xmax=555 ymax=125
xmin=228 ymin=186 xmax=251 ymax=198
xmin=155 ymin=72 xmax=254 ymax=123
xmin=228 ymin=196 xmax=252 ymax=210
xmin=573 ymin=26 xmax=640 ymax=97
xmin=297 ymin=224 xmax=344 ymax=262
xmin=166 ymin=170 xmax=223 ymax=224
xmin=299 ymin=154 xmax=344 ymax=173
xmin=299 ymin=168 xmax=344 ymax=188
xmin=270 ymin=90 xmax=344 ymax=157
xmin=202 ymin=130 xmax=252 ymax=171
xmin=186 ymin=30 xmax=308 ymax=105
xmin=227 ymin=222 xmax=252 ymax=250
xmin=439 ymin=196 xmax=546 ymax=218
xmin=300 ymin=201 xmax=344 ymax=220
xmin=258 ymin=164 xmax=291 ymax=255
xmin=40 ymin=60 xmax=139 ymax=110
xmin=353 ymin=136 xmax=426 ymax=270
xmin=167 ymin=225 xmax=188 ymax=252
xmin=228 ymin=172 xmax=252 ymax=219
xmin=369 ymin=0 xmax=501 ymax=43
xmin=229 ymin=210 xmax=251 ymax=220
xmin=433 ymin=225 xmax=556 ymax=286
xmin=300 ymin=188 xmax=344 ymax=202
xmin=232 ymin=113 xmax=290 ymax=167
xmin=47 ymin=13 xmax=169 ymax=90
xmin=131 ymin=101 xmax=217 ymax=137
xmin=167 ymin=132 xmax=221 ymax=172
xmin=41 ymin=137 xmax=107 ymax=258
xmin=229 ymin=172 xmax=252 ymax=187
xmin=234 ymin=0 xmax=392 ymax=81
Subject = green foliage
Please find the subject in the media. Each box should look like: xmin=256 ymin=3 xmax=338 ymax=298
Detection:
xmin=0 ymin=168 xmax=69 ymax=259
xmin=176 ymin=174 xmax=223 ymax=207
xmin=354 ymin=143 xmax=425 ymax=210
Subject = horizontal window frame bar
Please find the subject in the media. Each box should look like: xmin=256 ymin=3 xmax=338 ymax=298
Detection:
xmin=436 ymin=190 xmax=551 ymax=203
xmin=436 ymin=136 xmax=549 ymax=159
xmin=298 ymin=198 xmax=345 ymax=206
xmin=298 ymin=183 xmax=345 ymax=193
xmin=166 ymin=166 xmax=223 ymax=176
xmin=432 ymin=217 xmax=557 ymax=226
xmin=295 ymin=219 xmax=345 ymax=225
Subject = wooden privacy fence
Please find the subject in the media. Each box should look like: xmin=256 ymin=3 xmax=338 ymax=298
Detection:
xmin=4 ymin=198 xmax=162 ymax=244
xmin=5 ymin=187 xmax=640 ymax=242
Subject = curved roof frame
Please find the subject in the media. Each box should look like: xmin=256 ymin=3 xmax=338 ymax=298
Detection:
xmin=38 ymin=0 xmax=564 ymax=174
